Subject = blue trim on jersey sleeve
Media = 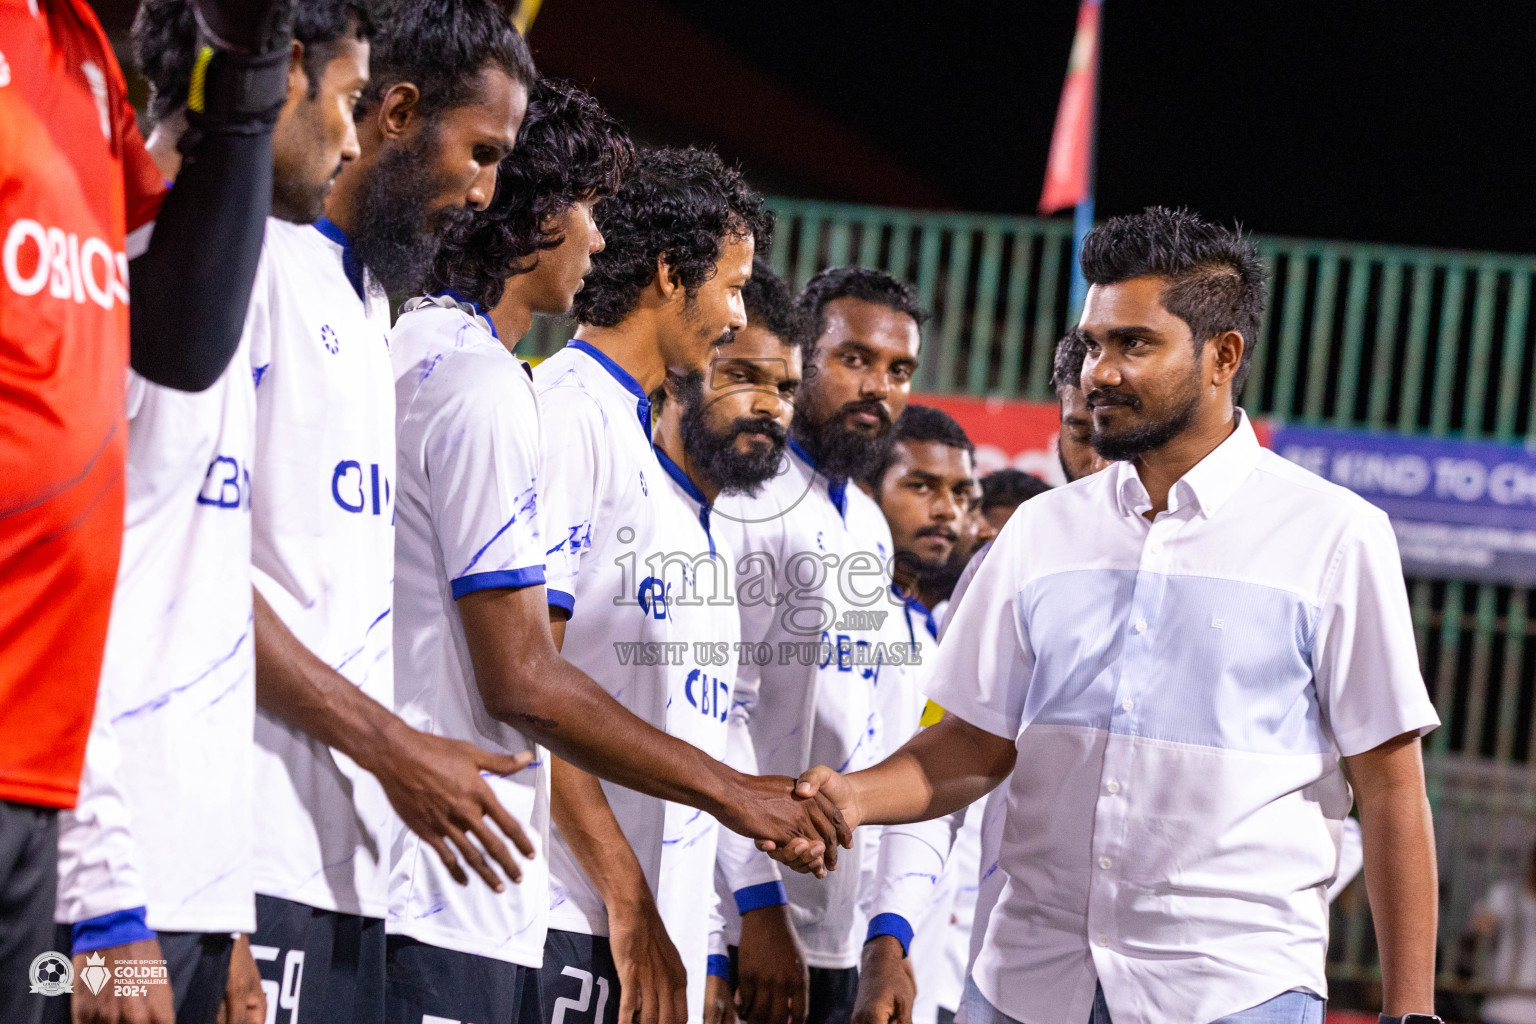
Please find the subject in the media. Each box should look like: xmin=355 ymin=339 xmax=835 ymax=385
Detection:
xmin=733 ymin=880 xmax=788 ymax=914
xmin=865 ymin=913 xmax=914 ymax=957
xmin=452 ymin=565 xmax=546 ymax=599
xmin=707 ymin=954 xmax=731 ymax=979
xmin=567 ymin=339 xmax=652 ymax=438
xmin=314 ymin=217 xmax=364 ymax=300
xmin=547 ymin=588 xmax=576 ymax=617
xmin=72 ymin=907 xmax=155 ymax=954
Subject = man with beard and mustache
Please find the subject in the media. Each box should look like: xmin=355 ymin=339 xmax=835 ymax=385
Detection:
xmin=864 ymin=406 xmax=979 ymax=622
xmin=1054 ymin=331 xmax=1110 ymax=484
xmin=651 ymin=261 xmax=808 ymax=1024
xmin=45 ymin=4 xmax=376 ymax=1023
xmin=787 ymin=207 xmax=1443 ymax=1024
xmin=713 ymin=267 xmax=927 ymax=1024
xmin=535 ymin=149 xmax=849 ymax=1024
xmin=854 ymin=404 xmax=980 ymax=1024
xmin=239 ymin=5 xmax=540 ymax=1023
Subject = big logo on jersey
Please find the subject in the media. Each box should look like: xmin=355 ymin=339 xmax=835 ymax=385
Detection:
xmin=3 ymin=218 xmax=129 ymax=308
xmin=637 ymin=575 xmax=671 ymax=620
xmin=684 ymin=668 xmax=730 ymax=722
xmin=331 ymin=460 xmax=392 ymax=516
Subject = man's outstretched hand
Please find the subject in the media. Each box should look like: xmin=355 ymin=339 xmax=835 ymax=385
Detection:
xmin=757 ymin=766 xmax=862 ymax=875
xmin=716 ymin=773 xmax=852 ymax=878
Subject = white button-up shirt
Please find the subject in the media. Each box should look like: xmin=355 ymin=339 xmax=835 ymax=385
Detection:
xmin=927 ymin=410 xmax=1439 ymax=1024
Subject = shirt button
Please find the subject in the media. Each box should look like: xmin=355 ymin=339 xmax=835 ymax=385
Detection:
xmin=1132 ymin=619 xmax=1148 ymax=634
xmin=1098 ymin=857 xmax=1112 ymax=870
xmin=1096 ymin=934 xmax=1110 ymax=947
xmin=1121 ymin=699 xmax=1134 ymax=712
xmin=1105 ymin=780 xmax=1121 ymax=794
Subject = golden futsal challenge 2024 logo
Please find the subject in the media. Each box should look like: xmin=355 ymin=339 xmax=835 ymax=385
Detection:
xmin=29 ymin=949 xmax=169 ymax=998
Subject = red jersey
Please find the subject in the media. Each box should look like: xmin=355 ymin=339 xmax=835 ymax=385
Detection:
xmin=0 ymin=0 xmax=164 ymax=808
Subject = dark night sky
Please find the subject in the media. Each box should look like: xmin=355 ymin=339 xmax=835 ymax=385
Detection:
xmin=662 ymin=1 xmax=1536 ymax=255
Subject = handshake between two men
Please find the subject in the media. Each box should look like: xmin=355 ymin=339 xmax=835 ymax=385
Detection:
xmin=757 ymin=714 xmax=1019 ymax=874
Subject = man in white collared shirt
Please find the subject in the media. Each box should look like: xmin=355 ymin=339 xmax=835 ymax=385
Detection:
xmin=786 ymin=207 xmax=1443 ymax=1024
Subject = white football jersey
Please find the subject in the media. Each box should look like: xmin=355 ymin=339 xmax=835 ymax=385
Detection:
xmin=248 ymin=218 xmax=396 ymax=918
xmin=650 ymin=446 xmax=740 ymax=1024
xmin=534 ymin=342 xmax=736 ymax=1019
xmin=55 ymin=273 xmax=261 ymax=933
xmin=386 ymin=296 xmax=550 ymax=967
xmin=713 ymin=442 xmax=918 ymax=969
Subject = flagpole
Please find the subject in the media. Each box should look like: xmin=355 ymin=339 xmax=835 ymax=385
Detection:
xmin=1068 ymin=1 xmax=1101 ymax=319
xmin=1040 ymin=0 xmax=1103 ymax=319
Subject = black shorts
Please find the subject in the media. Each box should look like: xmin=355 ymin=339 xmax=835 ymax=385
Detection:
xmin=724 ymin=948 xmax=857 ymax=1024
xmin=386 ymin=934 xmax=542 ymax=1024
xmin=807 ymin=965 xmax=858 ymax=1024
xmin=39 ymin=926 xmax=232 ymax=1024
xmin=0 ymin=801 xmax=57 ymax=1024
xmin=252 ymin=893 xmax=385 ymax=1024
xmin=539 ymin=929 xmax=620 ymax=1024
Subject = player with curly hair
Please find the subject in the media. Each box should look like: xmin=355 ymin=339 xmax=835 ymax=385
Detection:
xmin=424 ymin=76 xmax=634 ymax=337
xmin=532 ymin=146 xmax=794 ymax=1024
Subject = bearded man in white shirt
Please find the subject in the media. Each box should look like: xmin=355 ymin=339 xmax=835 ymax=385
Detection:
xmin=783 ymin=206 xmax=1443 ymax=1024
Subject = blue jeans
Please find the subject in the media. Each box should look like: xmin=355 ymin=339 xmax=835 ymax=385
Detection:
xmin=963 ymin=977 xmax=1325 ymax=1024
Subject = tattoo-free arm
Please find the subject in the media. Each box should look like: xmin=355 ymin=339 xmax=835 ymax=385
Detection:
xmin=1345 ymin=731 xmax=1438 ymax=1017
xmin=456 ymin=585 xmax=850 ymax=871
xmin=253 ymin=589 xmax=535 ymax=890
xmin=789 ymin=713 xmax=1016 ymax=838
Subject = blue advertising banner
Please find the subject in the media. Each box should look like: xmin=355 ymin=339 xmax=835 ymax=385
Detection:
xmin=1270 ymin=425 xmax=1536 ymax=586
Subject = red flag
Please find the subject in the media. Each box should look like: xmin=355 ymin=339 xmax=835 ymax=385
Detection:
xmin=1039 ymin=0 xmax=1102 ymax=215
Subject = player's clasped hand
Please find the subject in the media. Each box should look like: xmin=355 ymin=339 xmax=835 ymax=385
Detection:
xmin=368 ymin=723 xmax=538 ymax=891
xmin=722 ymin=774 xmax=851 ymax=879
xmin=756 ymin=766 xmax=861 ymax=876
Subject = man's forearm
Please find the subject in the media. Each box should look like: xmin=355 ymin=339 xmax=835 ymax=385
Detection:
xmin=850 ymin=715 xmax=1016 ymax=826
xmin=252 ymin=588 xmax=406 ymax=773
xmin=1348 ymin=734 xmax=1439 ymax=1016
xmin=549 ymin=755 xmax=652 ymax=913
xmin=484 ymin=641 xmax=738 ymax=819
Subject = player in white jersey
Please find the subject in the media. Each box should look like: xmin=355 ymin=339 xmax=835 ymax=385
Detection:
xmin=713 ymin=268 xmax=928 ymax=1024
xmin=47 ymin=5 xmax=375 ymax=1023
xmin=241 ymin=8 xmax=542 ymax=1023
xmin=534 ymin=146 xmax=770 ymax=1024
xmin=642 ymin=261 xmax=807 ymax=1024
xmin=697 ymin=267 xmax=819 ymax=1024
xmin=854 ymin=406 xmax=982 ymax=1024
xmin=386 ymin=104 xmax=849 ymax=1024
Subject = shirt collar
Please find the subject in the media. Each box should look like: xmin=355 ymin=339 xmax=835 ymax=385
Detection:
xmin=567 ymin=339 xmax=651 ymax=440
xmin=654 ymin=444 xmax=717 ymax=556
xmin=439 ymin=290 xmax=497 ymax=338
xmin=314 ymin=217 xmax=364 ymax=301
xmin=1112 ymin=408 xmax=1262 ymax=520
xmin=788 ymin=438 xmax=849 ymax=520
xmin=893 ymin=584 xmax=939 ymax=641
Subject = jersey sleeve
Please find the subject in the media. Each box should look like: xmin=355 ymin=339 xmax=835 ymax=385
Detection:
xmin=537 ymin=389 xmax=607 ymax=616
xmin=426 ymin=357 xmax=546 ymax=598
xmin=1312 ymin=509 xmax=1440 ymax=757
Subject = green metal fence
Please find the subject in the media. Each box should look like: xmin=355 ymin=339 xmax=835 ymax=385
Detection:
xmin=526 ymin=196 xmax=1536 ymax=1002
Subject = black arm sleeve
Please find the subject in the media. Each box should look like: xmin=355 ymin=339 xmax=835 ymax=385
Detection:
xmin=128 ymin=129 xmax=273 ymax=392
